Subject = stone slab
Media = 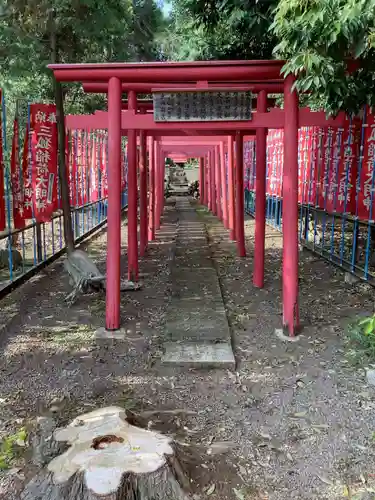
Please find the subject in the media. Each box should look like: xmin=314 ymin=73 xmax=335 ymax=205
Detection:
xmin=162 ymin=341 xmax=235 ymax=368
xmin=95 ymin=327 xmax=129 ymax=340
xmin=95 ymin=327 xmax=146 ymax=341
xmin=162 ymin=197 xmax=234 ymax=366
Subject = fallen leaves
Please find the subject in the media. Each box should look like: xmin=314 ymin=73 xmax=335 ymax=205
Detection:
xmin=316 ymin=474 xmax=334 ymax=486
xmin=233 ymin=487 xmax=245 ymax=500
xmin=205 ymin=483 xmax=216 ymax=496
xmin=206 ymin=441 xmax=235 ymax=456
xmin=289 ymin=411 xmax=308 ymax=418
xmin=311 ymin=424 xmax=329 ymax=434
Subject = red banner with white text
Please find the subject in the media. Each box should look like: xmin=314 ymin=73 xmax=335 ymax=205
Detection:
xmin=11 ymin=117 xmax=25 ymax=229
xmin=90 ymin=136 xmax=99 ymax=202
xmin=0 ymin=90 xmax=5 ymax=231
xmin=358 ymin=110 xmax=375 ymax=220
xmin=21 ymin=126 xmax=33 ymax=220
xmin=30 ymin=103 xmax=58 ymax=222
xmin=100 ymin=134 xmax=108 ymax=197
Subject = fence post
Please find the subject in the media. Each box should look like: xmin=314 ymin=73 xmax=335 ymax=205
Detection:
xmin=35 ymin=222 xmax=43 ymax=262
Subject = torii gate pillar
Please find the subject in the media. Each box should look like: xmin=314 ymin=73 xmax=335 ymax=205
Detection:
xmin=139 ymin=129 xmax=148 ymax=256
xmin=127 ymin=91 xmax=139 ymax=281
xmin=199 ymin=157 xmax=204 ymax=204
xmin=210 ymin=150 xmax=217 ymax=215
xmin=106 ymin=77 xmax=122 ymax=330
xmin=215 ymin=146 xmax=222 ymax=220
xmin=254 ymin=90 xmax=267 ymax=288
xmin=228 ymin=135 xmax=236 ymax=240
xmin=205 ymin=153 xmax=210 ymax=208
xmin=207 ymin=152 xmax=212 ymax=211
xmin=283 ymin=74 xmax=300 ymax=335
xmin=235 ymin=131 xmax=245 ymax=257
xmin=154 ymin=140 xmax=161 ymax=231
xmin=148 ymin=136 xmax=155 ymax=242
xmin=220 ymin=141 xmax=228 ymax=228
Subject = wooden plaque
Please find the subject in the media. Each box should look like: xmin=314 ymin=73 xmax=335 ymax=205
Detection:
xmin=153 ymin=90 xmax=252 ymax=122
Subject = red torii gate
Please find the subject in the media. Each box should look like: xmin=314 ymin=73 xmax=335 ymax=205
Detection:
xmin=52 ymin=60 xmax=346 ymax=336
xmin=158 ymin=138 xmax=237 ymax=231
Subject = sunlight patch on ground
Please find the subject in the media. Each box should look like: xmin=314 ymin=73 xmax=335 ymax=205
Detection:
xmin=2 ymin=323 xmax=95 ymax=356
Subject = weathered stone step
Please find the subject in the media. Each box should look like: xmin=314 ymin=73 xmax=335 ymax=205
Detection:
xmin=162 ymin=342 xmax=235 ymax=369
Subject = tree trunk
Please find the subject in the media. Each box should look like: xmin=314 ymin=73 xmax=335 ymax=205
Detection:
xmin=21 ymin=407 xmax=192 ymax=500
xmin=20 ymin=464 xmax=191 ymax=500
xmin=50 ymin=13 xmax=74 ymax=254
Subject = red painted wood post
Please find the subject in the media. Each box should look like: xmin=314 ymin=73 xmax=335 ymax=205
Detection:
xmin=154 ymin=140 xmax=161 ymax=231
xmin=148 ymin=136 xmax=155 ymax=241
xmin=157 ymin=146 xmax=163 ymax=229
xmin=199 ymin=157 xmax=204 ymax=204
xmin=220 ymin=141 xmax=228 ymax=228
xmin=127 ymin=90 xmax=139 ymax=281
xmin=139 ymin=129 xmax=147 ymax=256
xmin=228 ymin=135 xmax=236 ymax=240
xmin=106 ymin=76 xmax=122 ymax=330
xmin=215 ymin=145 xmax=222 ymax=220
xmin=211 ymin=150 xmax=217 ymax=215
xmin=283 ymin=74 xmax=300 ymax=336
xmin=161 ymin=156 xmax=165 ymax=217
xmin=204 ymin=155 xmax=209 ymax=206
xmin=158 ymin=154 xmax=162 ymax=222
xmin=235 ymin=131 xmax=246 ymax=257
xmin=207 ymin=151 xmax=212 ymax=211
xmin=159 ymin=148 xmax=163 ymax=227
xmin=254 ymin=90 xmax=267 ymax=288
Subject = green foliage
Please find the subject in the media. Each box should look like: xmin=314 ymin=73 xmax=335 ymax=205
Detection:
xmin=0 ymin=0 xmax=165 ymax=124
xmin=166 ymin=0 xmax=375 ymax=114
xmin=358 ymin=314 xmax=375 ymax=336
xmin=164 ymin=0 xmax=276 ymax=61
xmin=271 ymin=0 xmax=375 ymax=114
xmin=185 ymin=158 xmax=199 ymax=169
xmin=0 ymin=427 xmax=27 ymax=470
xmin=165 ymin=157 xmax=175 ymax=167
xmin=133 ymin=0 xmax=168 ymax=61
xmin=164 ymin=179 xmax=172 ymax=199
xmin=347 ymin=314 xmax=375 ymax=364
xmin=188 ymin=180 xmax=199 ymax=197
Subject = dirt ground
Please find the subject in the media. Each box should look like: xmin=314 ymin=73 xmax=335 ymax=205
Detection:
xmin=1 ymin=198 xmax=375 ymax=499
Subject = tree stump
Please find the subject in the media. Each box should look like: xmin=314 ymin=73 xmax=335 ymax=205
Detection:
xmin=21 ymin=407 xmax=192 ymax=500
xmin=64 ymin=250 xmax=141 ymax=305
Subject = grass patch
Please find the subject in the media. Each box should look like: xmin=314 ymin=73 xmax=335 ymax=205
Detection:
xmin=346 ymin=314 xmax=375 ymax=365
xmin=0 ymin=428 xmax=27 ymax=471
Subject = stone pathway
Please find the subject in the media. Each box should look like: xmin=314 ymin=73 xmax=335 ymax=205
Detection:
xmin=162 ymin=197 xmax=235 ymax=367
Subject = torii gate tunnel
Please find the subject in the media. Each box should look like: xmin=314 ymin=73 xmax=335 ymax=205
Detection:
xmin=49 ymin=60 xmax=347 ymax=336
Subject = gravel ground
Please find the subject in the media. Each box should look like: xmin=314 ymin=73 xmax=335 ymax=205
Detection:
xmin=1 ymin=198 xmax=375 ymax=499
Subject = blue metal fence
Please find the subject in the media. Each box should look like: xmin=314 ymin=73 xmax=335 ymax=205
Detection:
xmin=0 ymin=192 xmax=128 ymax=296
xmin=243 ymin=107 xmax=375 ymax=285
xmin=244 ymin=189 xmax=375 ymax=284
